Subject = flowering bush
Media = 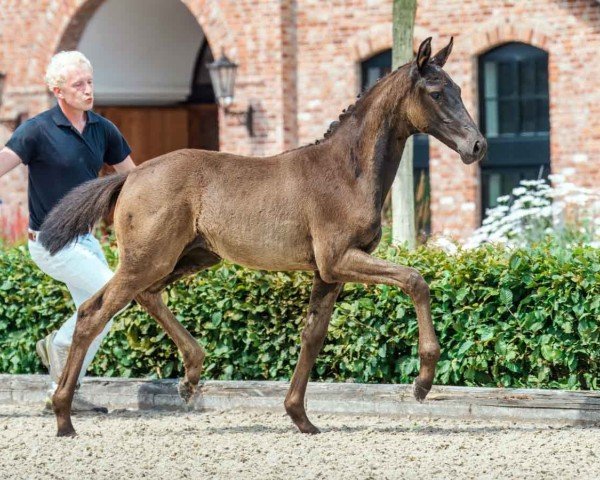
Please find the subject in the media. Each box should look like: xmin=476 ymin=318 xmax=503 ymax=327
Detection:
xmin=466 ymin=174 xmax=600 ymax=249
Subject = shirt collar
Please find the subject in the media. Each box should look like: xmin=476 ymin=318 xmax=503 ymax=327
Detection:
xmin=50 ymin=104 xmax=100 ymax=127
xmin=86 ymin=110 xmax=100 ymax=124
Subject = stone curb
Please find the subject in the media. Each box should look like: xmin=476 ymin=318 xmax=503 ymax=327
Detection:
xmin=1 ymin=374 xmax=599 ymax=424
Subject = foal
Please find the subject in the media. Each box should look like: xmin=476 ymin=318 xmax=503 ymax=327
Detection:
xmin=40 ymin=37 xmax=486 ymax=436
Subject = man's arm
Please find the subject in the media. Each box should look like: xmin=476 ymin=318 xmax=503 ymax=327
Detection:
xmin=0 ymin=147 xmax=23 ymax=178
xmin=112 ymin=155 xmax=136 ymax=173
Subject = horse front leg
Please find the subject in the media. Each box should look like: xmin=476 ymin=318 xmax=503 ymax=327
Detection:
xmin=318 ymin=248 xmax=440 ymax=402
xmin=284 ymin=272 xmax=343 ymax=434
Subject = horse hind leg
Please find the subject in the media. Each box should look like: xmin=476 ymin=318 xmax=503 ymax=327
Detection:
xmin=136 ymin=248 xmax=221 ymax=404
xmin=53 ymin=274 xmax=139 ymax=437
xmin=136 ymin=291 xmax=204 ymax=404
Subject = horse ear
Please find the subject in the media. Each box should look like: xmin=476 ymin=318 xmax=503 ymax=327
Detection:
xmin=416 ymin=37 xmax=432 ymax=73
xmin=431 ymin=37 xmax=454 ymax=68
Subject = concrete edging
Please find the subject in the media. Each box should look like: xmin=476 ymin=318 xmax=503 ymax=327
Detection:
xmin=1 ymin=374 xmax=599 ymax=424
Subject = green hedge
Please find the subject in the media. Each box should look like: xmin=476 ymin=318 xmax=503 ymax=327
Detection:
xmin=1 ymin=240 xmax=598 ymax=389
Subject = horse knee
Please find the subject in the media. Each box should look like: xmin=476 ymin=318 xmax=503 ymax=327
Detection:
xmin=407 ymin=269 xmax=429 ymax=301
xmin=79 ymin=291 xmax=103 ymax=318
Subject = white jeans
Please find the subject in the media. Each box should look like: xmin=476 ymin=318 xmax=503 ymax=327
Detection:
xmin=28 ymin=233 xmax=115 ymax=391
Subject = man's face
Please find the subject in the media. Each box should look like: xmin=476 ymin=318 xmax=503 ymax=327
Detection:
xmin=54 ymin=66 xmax=94 ymax=111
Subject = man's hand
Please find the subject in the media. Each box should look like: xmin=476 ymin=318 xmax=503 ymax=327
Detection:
xmin=112 ymin=155 xmax=136 ymax=173
xmin=0 ymin=147 xmax=22 ymax=178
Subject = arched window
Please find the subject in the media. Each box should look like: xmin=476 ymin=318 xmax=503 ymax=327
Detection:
xmin=478 ymin=42 xmax=550 ymax=214
xmin=361 ymin=50 xmax=430 ymax=236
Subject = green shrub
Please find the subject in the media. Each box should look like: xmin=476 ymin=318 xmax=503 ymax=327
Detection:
xmin=1 ymin=240 xmax=598 ymax=389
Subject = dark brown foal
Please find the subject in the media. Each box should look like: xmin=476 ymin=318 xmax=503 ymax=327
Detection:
xmin=40 ymin=37 xmax=486 ymax=436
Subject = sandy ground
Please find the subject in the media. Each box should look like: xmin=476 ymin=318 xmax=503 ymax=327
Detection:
xmin=0 ymin=405 xmax=598 ymax=480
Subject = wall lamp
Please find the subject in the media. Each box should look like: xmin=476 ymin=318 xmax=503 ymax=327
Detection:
xmin=207 ymin=52 xmax=254 ymax=137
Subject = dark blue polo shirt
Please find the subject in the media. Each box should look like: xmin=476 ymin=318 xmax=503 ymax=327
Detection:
xmin=6 ymin=105 xmax=131 ymax=230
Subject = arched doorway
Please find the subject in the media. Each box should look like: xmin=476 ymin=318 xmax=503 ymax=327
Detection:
xmin=478 ymin=42 xmax=550 ymax=215
xmin=75 ymin=0 xmax=219 ymax=164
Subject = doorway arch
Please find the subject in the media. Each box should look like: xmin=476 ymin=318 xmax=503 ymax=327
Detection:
xmin=62 ymin=0 xmax=220 ymax=162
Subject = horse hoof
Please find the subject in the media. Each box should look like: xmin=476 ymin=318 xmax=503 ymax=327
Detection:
xmin=177 ymin=379 xmax=196 ymax=405
xmin=56 ymin=428 xmax=77 ymax=437
xmin=412 ymin=378 xmax=431 ymax=403
xmin=297 ymin=421 xmax=321 ymax=434
xmin=299 ymin=425 xmax=321 ymax=434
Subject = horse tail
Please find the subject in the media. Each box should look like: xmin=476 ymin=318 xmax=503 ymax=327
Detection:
xmin=39 ymin=173 xmax=129 ymax=255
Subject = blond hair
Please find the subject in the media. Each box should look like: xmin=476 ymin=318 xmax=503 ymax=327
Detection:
xmin=44 ymin=51 xmax=93 ymax=90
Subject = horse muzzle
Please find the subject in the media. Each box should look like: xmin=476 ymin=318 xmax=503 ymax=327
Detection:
xmin=459 ymin=136 xmax=487 ymax=164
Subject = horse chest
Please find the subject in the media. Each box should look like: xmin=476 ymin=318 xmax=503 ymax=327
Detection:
xmin=337 ymin=205 xmax=381 ymax=246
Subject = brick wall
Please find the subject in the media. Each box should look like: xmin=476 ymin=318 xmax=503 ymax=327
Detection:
xmin=1 ymin=0 xmax=598 ymax=239
xmin=292 ymin=0 xmax=600 ymax=238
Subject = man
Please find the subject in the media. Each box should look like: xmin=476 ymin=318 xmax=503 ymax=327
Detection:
xmin=0 ymin=51 xmax=136 ymax=412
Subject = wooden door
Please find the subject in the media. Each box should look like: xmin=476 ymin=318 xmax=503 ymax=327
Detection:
xmin=95 ymin=105 xmax=219 ymax=165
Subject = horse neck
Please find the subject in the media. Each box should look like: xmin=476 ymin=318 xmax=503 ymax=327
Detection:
xmin=329 ymin=75 xmax=413 ymax=210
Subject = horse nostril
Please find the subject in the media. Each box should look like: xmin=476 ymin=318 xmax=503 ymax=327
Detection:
xmin=473 ymin=141 xmax=481 ymax=155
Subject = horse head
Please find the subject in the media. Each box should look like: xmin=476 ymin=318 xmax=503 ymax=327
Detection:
xmin=405 ymin=37 xmax=487 ymax=165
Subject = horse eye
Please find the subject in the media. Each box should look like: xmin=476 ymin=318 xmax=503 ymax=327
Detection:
xmin=430 ymin=92 xmax=441 ymax=100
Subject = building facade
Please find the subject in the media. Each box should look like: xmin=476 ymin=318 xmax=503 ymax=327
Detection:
xmin=1 ymin=0 xmax=598 ymax=239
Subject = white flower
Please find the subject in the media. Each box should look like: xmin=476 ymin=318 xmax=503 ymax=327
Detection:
xmin=433 ymin=237 xmax=459 ymax=254
xmin=548 ymin=174 xmax=565 ymax=183
xmin=521 ymin=179 xmax=545 ymax=186
xmin=466 ymin=173 xmax=600 ymax=248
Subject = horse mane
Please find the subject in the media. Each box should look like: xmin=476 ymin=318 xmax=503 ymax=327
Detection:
xmin=280 ymin=63 xmax=409 ymax=155
xmin=316 ymin=64 xmax=410 ymax=143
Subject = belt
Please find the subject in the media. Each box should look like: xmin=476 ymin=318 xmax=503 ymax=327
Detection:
xmin=28 ymin=230 xmax=39 ymax=242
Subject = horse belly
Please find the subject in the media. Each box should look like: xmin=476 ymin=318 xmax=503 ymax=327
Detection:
xmin=227 ymin=249 xmax=314 ymax=271
xmin=217 ymin=241 xmax=315 ymax=271
xmin=204 ymin=222 xmax=316 ymax=271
